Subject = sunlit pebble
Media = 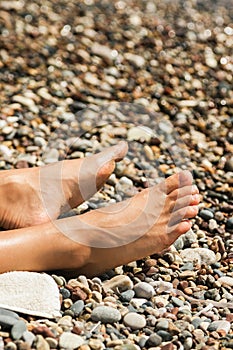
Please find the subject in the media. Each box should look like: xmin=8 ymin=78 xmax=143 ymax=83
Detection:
xmin=168 ymin=30 xmax=176 ymax=38
xmin=204 ymin=29 xmax=212 ymax=38
xmin=61 ymin=25 xmax=71 ymax=37
xmin=220 ymin=57 xmax=228 ymax=65
xmin=111 ymin=50 xmax=118 ymax=58
xmin=61 ymin=81 xmax=68 ymax=88
xmin=224 ymin=26 xmax=233 ymax=35
xmin=2 ymin=29 xmax=9 ymax=37
xmin=115 ymin=1 xmax=126 ymax=10
xmin=221 ymin=100 xmax=227 ymax=106
xmin=84 ymin=0 xmax=93 ymax=5
xmin=48 ymin=66 xmax=54 ymax=73
xmin=187 ymin=22 xmax=195 ymax=30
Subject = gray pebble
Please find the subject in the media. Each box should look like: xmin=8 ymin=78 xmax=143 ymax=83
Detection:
xmin=22 ymin=331 xmax=36 ymax=346
xmin=171 ymin=296 xmax=184 ymax=307
xmin=133 ymin=282 xmax=155 ymax=299
xmin=123 ymin=312 xmax=146 ymax=330
xmin=120 ymin=290 xmax=135 ymax=302
xmin=208 ymin=320 xmax=231 ymax=333
xmin=226 ymin=217 xmax=233 ymax=230
xmin=11 ymin=320 xmax=27 ymax=340
xmin=0 ymin=308 xmax=19 ymax=320
xmin=71 ymin=300 xmax=85 ymax=316
xmin=91 ymin=306 xmax=121 ymax=323
xmin=146 ymin=333 xmax=162 ymax=347
xmin=156 ymin=330 xmax=173 ymax=341
xmin=155 ymin=318 xmax=169 ymax=331
xmin=199 ymin=209 xmax=214 ymax=220
xmin=0 ymin=315 xmax=18 ymax=328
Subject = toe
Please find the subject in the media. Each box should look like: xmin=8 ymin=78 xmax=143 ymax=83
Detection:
xmin=168 ymin=205 xmax=199 ymax=226
xmin=170 ymin=193 xmax=200 ymax=211
xmin=162 ymin=170 xmax=193 ymax=194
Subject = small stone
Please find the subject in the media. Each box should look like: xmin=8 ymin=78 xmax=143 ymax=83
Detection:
xmin=208 ymin=320 xmax=231 ymax=333
xmin=0 ymin=315 xmax=18 ymax=328
xmin=120 ymin=290 xmax=135 ymax=302
xmin=5 ymin=342 xmax=17 ymax=350
xmin=125 ymin=53 xmax=145 ymax=68
xmin=36 ymin=334 xmax=50 ymax=350
xmin=199 ymin=209 xmax=214 ymax=220
xmin=156 ymin=330 xmax=173 ymax=342
xmin=123 ymin=312 xmax=146 ymax=330
xmin=173 ymin=236 xmax=184 ymax=251
xmin=71 ymin=300 xmax=85 ymax=316
xmin=134 ymin=282 xmax=155 ymax=299
xmin=91 ymin=306 xmax=121 ymax=323
xmin=0 ymin=308 xmax=19 ymax=320
xmin=45 ymin=337 xmax=58 ymax=348
xmin=146 ymin=333 xmax=162 ymax=347
xmin=11 ymin=320 xmax=27 ymax=340
xmin=103 ymin=275 xmax=133 ymax=293
xmin=88 ymin=339 xmax=104 ymax=350
xmin=180 ymin=248 xmax=216 ymax=265
xmin=60 ymin=288 xmax=71 ymax=299
xmin=226 ymin=217 xmax=233 ymax=230
xmin=59 ymin=332 xmax=85 ymax=349
xmin=171 ymin=297 xmax=184 ymax=307
xmin=127 ymin=126 xmax=154 ymax=142
xmin=225 ymin=157 xmax=233 ymax=171
xmin=218 ymin=276 xmax=233 ymax=287
xmin=23 ymin=331 xmax=35 ymax=346
xmin=156 ymin=319 xmax=169 ymax=331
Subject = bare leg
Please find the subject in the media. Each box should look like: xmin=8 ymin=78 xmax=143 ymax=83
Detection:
xmin=0 ymin=171 xmax=200 ymax=277
xmin=0 ymin=141 xmax=128 ymax=229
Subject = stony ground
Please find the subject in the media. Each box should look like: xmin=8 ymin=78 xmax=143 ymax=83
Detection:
xmin=0 ymin=0 xmax=232 ymax=349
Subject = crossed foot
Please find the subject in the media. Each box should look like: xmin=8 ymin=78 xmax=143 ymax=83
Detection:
xmin=0 ymin=141 xmax=200 ymax=276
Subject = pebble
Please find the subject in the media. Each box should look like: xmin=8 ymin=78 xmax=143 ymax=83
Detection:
xmin=180 ymin=248 xmax=217 ymax=265
xmin=120 ymin=290 xmax=135 ymax=302
xmin=217 ymin=276 xmax=233 ymax=287
xmin=103 ymin=275 xmax=133 ymax=293
xmin=146 ymin=333 xmax=162 ymax=347
xmin=199 ymin=209 xmax=214 ymax=220
xmin=208 ymin=320 xmax=231 ymax=333
xmin=123 ymin=312 xmax=146 ymax=330
xmin=127 ymin=126 xmax=154 ymax=142
xmin=226 ymin=217 xmax=233 ymax=230
xmin=11 ymin=320 xmax=27 ymax=340
xmin=133 ymin=282 xmax=155 ymax=299
xmin=71 ymin=300 xmax=85 ymax=316
xmin=91 ymin=306 xmax=121 ymax=323
xmin=59 ymin=332 xmax=85 ymax=349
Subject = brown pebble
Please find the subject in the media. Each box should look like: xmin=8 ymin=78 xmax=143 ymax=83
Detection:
xmin=72 ymin=286 xmax=88 ymax=301
xmin=226 ymin=314 xmax=233 ymax=322
xmin=32 ymin=326 xmax=55 ymax=338
xmin=15 ymin=161 xmax=29 ymax=169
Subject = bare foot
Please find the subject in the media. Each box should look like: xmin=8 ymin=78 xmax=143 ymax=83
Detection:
xmin=0 ymin=170 xmax=200 ymax=276
xmin=0 ymin=141 xmax=128 ymax=229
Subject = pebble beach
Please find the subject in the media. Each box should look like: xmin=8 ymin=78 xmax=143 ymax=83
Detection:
xmin=0 ymin=0 xmax=233 ymax=349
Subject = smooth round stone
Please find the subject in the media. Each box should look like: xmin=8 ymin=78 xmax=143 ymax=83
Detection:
xmin=207 ymin=320 xmax=231 ymax=333
xmin=157 ymin=330 xmax=173 ymax=342
xmin=134 ymin=282 xmax=155 ymax=299
xmin=0 ymin=315 xmax=18 ymax=328
xmin=116 ymin=345 xmax=139 ymax=350
xmin=91 ymin=306 xmax=121 ymax=324
xmin=171 ymin=297 xmax=184 ymax=307
xmin=11 ymin=320 xmax=27 ymax=340
xmin=120 ymin=290 xmax=135 ymax=302
xmin=36 ymin=334 xmax=50 ymax=350
xmin=0 ymin=308 xmax=19 ymax=320
xmin=192 ymin=317 xmax=203 ymax=329
xmin=71 ymin=300 xmax=85 ymax=316
xmin=180 ymin=248 xmax=216 ymax=265
xmin=60 ymin=287 xmax=71 ymax=299
xmin=199 ymin=209 xmax=214 ymax=220
xmin=22 ymin=331 xmax=35 ymax=346
xmin=59 ymin=332 xmax=85 ymax=349
xmin=173 ymin=236 xmax=184 ymax=251
xmin=123 ymin=312 xmax=146 ymax=330
xmin=103 ymin=275 xmax=133 ymax=293
xmin=127 ymin=126 xmax=154 ymax=142
xmin=226 ymin=218 xmax=233 ymax=230
xmin=146 ymin=333 xmax=162 ymax=346
xmin=218 ymin=276 xmax=233 ymax=287
xmin=155 ymin=319 xmax=169 ymax=331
